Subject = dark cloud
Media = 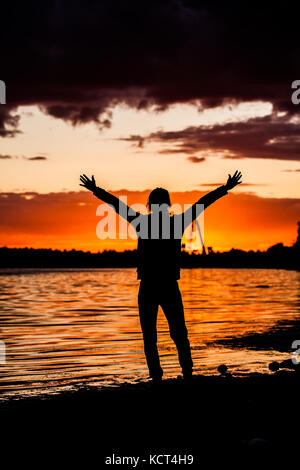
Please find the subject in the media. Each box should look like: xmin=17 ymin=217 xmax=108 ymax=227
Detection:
xmin=0 ymin=107 xmax=20 ymax=137
xmin=0 ymin=155 xmax=48 ymax=161
xmin=118 ymin=135 xmax=145 ymax=149
xmin=127 ymin=115 xmax=300 ymax=161
xmin=25 ymin=156 xmax=48 ymax=161
xmin=187 ymin=156 xmax=206 ymax=163
xmin=198 ymin=183 xmax=268 ymax=187
xmin=1 ymin=1 xmax=300 ymax=136
xmin=43 ymin=104 xmax=112 ymax=129
xmin=282 ymin=169 xmax=300 ymax=172
xmin=0 ymin=154 xmax=12 ymax=159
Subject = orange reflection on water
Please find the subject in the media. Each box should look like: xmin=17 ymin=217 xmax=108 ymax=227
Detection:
xmin=0 ymin=267 xmax=299 ymax=400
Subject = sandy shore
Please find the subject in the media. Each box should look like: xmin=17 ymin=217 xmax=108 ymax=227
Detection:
xmin=1 ymin=369 xmax=299 ymax=467
xmin=1 ymin=322 xmax=299 ymax=466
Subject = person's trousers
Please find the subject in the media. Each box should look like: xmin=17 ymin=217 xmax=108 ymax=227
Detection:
xmin=138 ymin=279 xmax=193 ymax=378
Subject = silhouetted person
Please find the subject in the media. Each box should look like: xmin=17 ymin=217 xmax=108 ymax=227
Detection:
xmin=80 ymin=171 xmax=242 ymax=381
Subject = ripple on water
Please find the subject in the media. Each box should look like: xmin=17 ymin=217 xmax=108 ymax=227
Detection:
xmin=0 ymin=267 xmax=299 ymax=400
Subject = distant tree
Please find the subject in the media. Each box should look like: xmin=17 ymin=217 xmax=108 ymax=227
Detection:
xmin=295 ymin=221 xmax=300 ymax=248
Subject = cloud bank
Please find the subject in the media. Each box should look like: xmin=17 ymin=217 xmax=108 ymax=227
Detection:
xmin=1 ymin=0 xmax=299 ymax=152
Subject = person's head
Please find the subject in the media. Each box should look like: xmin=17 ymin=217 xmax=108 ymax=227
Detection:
xmin=147 ymin=187 xmax=171 ymax=211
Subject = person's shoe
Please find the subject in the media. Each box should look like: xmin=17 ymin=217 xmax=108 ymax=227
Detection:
xmin=182 ymin=369 xmax=193 ymax=381
xmin=151 ymin=376 xmax=163 ymax=384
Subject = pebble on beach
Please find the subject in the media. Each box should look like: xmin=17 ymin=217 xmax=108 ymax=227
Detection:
xmin=217 ymin=364 xmax=228 ymax=375
xmin=268 ymin=361 xmax=279 ymax=372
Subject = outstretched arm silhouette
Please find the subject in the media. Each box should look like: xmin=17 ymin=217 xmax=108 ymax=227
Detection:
xmin=79 ymin=174 xmax=139 ymax=223
xmin=181 ymin=170 xmax=242 ymax=230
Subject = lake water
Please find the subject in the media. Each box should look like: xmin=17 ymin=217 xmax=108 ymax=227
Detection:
xmin=0 ymin=267 xmax=299 ymax=400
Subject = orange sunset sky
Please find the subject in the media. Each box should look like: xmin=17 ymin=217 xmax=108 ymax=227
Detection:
xmin=1 ymin=103 xmax=299 ymax=253
xmin=1 ymin=3 xmax=300 ymax=253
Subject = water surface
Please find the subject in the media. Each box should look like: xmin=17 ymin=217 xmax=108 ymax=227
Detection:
xmin=0 ymin=268 xmax=299 ymax=400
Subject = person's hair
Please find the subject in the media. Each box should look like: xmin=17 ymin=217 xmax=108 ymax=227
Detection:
xmin=147 ymin=187 xmax=171 ymax=210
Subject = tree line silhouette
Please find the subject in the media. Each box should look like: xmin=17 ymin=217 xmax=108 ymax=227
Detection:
xmin=0 ymin=222 xmax=299 ymax=271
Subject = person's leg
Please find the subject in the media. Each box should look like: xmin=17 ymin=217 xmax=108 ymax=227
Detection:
xmin=138 ymin=281 xmax=163 ymax=380
xmin=160 ymin=281 xmax=193 ymax=376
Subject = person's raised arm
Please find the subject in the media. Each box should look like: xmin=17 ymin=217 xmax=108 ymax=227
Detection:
xmin=79 ymin=174 xmax=139 ymax=223
xmin=180 ymin=170 xmax=242 ymax=231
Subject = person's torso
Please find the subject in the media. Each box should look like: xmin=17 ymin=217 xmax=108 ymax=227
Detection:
xmin=135 ymin=212 xmax=184 ymax=280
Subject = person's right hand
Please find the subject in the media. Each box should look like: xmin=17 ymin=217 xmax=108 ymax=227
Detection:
xmin=79 ymin=174 xmax=97 ymax=192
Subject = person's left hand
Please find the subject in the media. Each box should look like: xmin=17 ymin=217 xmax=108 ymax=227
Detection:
xmin=79 ymin=174 xmax=97 ymax=192
xmin=225 ymin=170 xmax=242 ymax=190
